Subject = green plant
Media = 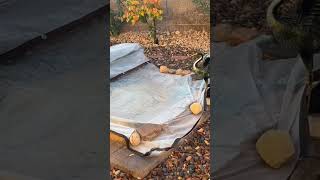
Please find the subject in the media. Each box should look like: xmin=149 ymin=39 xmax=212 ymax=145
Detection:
xmin=121 ymin=0 xmax=163 ymax=44
xmin=110 ymin=10 xmax=121 ymax=36
xmin=192 ymin=0 xmax=210 ymax=15
xmin=110 ymin=0 xmax=124 ymax=36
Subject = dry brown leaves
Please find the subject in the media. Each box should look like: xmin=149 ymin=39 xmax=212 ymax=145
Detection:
xmin=111 ymin=30 xmax=209 ymax=52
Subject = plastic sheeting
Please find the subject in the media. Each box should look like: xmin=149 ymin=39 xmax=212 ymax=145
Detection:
xmin=0 ymin=16 xmax=106 ymax=180
xmin=110 ymin=43 xmax=148 ymax=79
xmin=0 ymin=0 xmax=106 ymax=55
xmin=110 ymin=43 xmax=206 ymax=155
xmin=212 ymin=35 xmax=320 ymax=179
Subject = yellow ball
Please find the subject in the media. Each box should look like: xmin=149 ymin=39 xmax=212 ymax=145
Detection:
xmin=190 ymin=102 xmax=202 ymax=115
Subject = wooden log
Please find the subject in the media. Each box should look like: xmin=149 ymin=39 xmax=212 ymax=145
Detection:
xmin=129 ymin=123 xmax=166 ymax=146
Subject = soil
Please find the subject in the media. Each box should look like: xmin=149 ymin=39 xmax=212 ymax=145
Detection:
xmin=213 ymin=0 xmax=298 ymax=33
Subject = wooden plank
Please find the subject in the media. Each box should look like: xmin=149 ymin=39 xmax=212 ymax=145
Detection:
xmin=290 ymin=159 xmax=320 ymax=180
xmin=309 ymin=114 xmax=320 ymax=140
xmin=110 ymin=143 xmax=171 ymax=179
xmin=291 ymin=114 xmax=320 ymax=180
xmin=110 ymin=111 xmax=210 ymax=179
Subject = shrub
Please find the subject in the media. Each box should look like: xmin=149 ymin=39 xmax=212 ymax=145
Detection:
xmin=110 ymin=0 xmax=124 ymax=36
xmin=110 ymin=10 xmax=122 ymax=36
xmin=121 ymin=0 xmax=163 ymax=44
xmin=192 ymin=0 xmax=210 ymax=15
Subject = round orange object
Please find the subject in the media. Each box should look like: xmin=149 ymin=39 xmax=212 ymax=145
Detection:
xmin=190 ymin=102 xmax=202 ymax=115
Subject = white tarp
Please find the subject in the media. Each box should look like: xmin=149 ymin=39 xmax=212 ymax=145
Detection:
xmin=110 ymin=43 xmax=206 ymax=155
xmin=110 ymin=43 xmax=148 ymax=79
xmin=212 ymin=35 xmax=320 ymax=179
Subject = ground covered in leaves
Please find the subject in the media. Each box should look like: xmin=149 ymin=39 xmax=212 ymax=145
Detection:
xmin=111 ymin=30 xmax=209 ymax=70
xmin=110 ymin=30 xmax=210 ymax=179
xmin=213 ymin=0 xmax=297 ymax=32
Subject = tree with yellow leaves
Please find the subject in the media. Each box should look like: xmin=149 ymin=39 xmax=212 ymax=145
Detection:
xmin=121 ymin=0 xmax=163 ymax=44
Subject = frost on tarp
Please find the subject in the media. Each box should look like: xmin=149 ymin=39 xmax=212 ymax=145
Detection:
xmin=110 ymin=43 xmax=206 ymax=155
xmin=110 ymin=43 xmax=148 ymax=79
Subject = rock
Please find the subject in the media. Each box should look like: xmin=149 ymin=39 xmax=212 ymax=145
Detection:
xmin=188 ymin=164 xmax=195 ymax=173
xmin=182 ymin=70 xmax=191 ymax=76
xmin=186 ymin=156 xmax=192 ymax=161
xmin=168 ymin=68 xmax=176 ymax=74
xmin=213 ymin=24 xmax=233 ymax=42
xmin=176 ymin=69 xmax=184 ymax=75
xmin=204 ymin=140 xmax=210 ymax=146
xmin=227 ymin=27 xmax=258 ymax=46
xmin=256 ymin=129 xmax=295 ymax=168
xmin=197 ymin=128 xmax=204 ymax=133
xmin=184 ymin=146 xmax=193 ymax=152
xmin=114 ymin=170 xmax=120 ymax=176
xmin=152 ymin=171 xmax=157 ymax=176
xmin=159 ymin=66 xmax=169 ymax=73
xmin=202 ymin=176 xmax=208 ymax=180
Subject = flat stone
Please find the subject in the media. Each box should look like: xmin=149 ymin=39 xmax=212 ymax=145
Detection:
xmin=309 ymin=114 xmax=320 ymax=140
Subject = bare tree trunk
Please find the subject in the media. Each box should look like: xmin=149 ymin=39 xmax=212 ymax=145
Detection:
xmin=149 ymin=19 xmax=159 ymax=44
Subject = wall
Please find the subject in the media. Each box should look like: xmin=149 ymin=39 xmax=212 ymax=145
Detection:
xmin=110 ymin=0 xmax=210 ymax=32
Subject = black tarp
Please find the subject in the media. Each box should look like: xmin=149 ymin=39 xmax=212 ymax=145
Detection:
xmin=0 ymin=9 xmax=107 ymax=180
xmin=0 ymin=0 xmax=106 ymax=56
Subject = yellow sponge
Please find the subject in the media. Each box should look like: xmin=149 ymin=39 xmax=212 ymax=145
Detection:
xmin=256 ymin=129 xmax=295 ymax=168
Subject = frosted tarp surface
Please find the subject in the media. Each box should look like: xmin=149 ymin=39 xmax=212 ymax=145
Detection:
xmin=213 ymin=36 xmax=320 ymax=179
xmin=110 ymin=44 xmax=206 ymax=155
xmin=110 ymin=43 xmax=148 ymax=79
